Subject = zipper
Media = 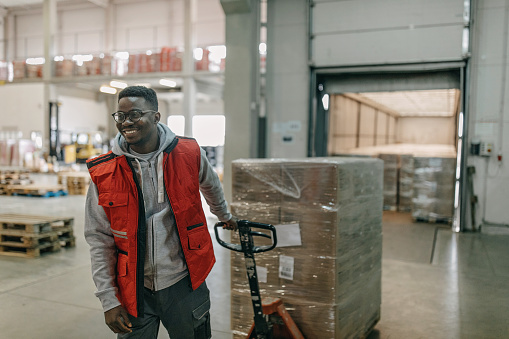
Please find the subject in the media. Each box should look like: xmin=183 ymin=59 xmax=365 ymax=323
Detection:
xmin=126 ymin=157 xmax=147 ymax=317
xmin=187 ymin=222 xmax=204 ymax=231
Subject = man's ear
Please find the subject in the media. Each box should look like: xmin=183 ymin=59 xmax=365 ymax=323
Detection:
xmin=154 ymin=112 xmax=161 ymax=124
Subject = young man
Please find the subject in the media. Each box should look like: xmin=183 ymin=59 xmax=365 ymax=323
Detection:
xmin=85 ymin=86 xmax=237 ymax=338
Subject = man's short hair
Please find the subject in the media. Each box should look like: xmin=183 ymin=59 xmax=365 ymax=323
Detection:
xmin=118 ymin=86 xmax=158 ymax=111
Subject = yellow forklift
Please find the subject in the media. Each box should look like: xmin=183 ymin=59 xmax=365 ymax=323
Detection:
xmin=64 ymin=132 xmax=103 ymax=164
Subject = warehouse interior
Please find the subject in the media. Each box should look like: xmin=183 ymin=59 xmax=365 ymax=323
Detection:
xmin=0 ymin=0 xmax=509 ymax=339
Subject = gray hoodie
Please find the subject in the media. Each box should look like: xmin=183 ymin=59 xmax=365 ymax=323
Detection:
xmin=84 ymin=123 xmax=231 ymax=312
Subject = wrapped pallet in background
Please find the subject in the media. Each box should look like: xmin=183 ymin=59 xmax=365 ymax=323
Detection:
xmin=231 ymin=157 xmax=383 ymax=339
xmin=412 ymin=157 xmax=456 ymax=223
xmin=378 ymin=154 xmax=398 ymax=211
xmin=398 ymin=154 xmax=414 ymax=212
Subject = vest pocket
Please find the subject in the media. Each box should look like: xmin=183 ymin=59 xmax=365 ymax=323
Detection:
xmin=188 ymin=224 xmax=209 ymax=250
xmin=117 ymin=252 xmax=128 ymax=277
xmin=98 ymin=192 xmax=129 ymax=228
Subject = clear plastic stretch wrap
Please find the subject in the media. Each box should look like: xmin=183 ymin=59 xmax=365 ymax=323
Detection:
xmin=412 ymin=157 xmax=456 ymax=221
xmin=398 ymin=154 xmax=414 ymax=212
xmin=230 ymin=157 xmax=384 ymax=339
xmin=377 ymin=154 xmax=398 ymax=210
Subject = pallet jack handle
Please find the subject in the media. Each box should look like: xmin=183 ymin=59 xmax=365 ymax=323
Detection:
xmin=214 ymin=220 xmax=278 ymax=253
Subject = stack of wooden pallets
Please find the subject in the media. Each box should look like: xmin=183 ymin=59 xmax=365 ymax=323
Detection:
xmin=0 ymin=214 xmax=75 ymax=258
xmin=0 ymin=169 xmax=33 ymax=195
xmin=57 ymin=171 xmax=90 ymax=195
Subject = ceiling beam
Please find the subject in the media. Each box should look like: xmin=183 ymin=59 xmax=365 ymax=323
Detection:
xmin=342 ymin=93 xmax=400 ymax=118
xmin=88 ymin=0 xmax=109 ymax=8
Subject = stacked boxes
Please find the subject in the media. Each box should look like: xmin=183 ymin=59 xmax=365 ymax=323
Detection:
xmin=378 ymin=154 xmax=398 ymax=211
xmin=412 ymin=157 xmax=456 ymax=223
xmin=231 ymin=158 xmax=383 ymax=339
xmin=398 ymin=155 xmax=414 ymax=212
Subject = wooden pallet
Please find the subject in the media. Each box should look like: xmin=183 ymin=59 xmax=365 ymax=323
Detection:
xmin=0 ymin=241 xmax=61 ymax=258
xmin=52 ymin=225 xmax=76 ymax=248
xmin=0 ymin=229 xmax=59 ymax=247
xmin=6 ymin=184 xmax=67 ymax=197
xmin=0 ymin=215 xmax=53 ymax=233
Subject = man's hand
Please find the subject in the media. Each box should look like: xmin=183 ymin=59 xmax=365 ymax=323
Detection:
xmin=221 ymin=215 xmax=238 ymax=231
xmin=104 ymin=305 xmax=132 ymax=334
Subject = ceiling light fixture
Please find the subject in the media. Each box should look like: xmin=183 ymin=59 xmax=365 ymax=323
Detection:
xmin=110 ymin=80 xmax=128 ymax=89
xmin=100 ymin=85 xmax=117 ymax=94
xmin=159 ymin=79 xmax=177 ymax=87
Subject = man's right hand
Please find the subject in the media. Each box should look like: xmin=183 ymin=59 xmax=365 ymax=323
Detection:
xmin=104 ymin=305 xmax=132 ymax=334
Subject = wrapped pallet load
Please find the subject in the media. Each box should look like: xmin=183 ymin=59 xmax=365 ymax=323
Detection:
xmin=378 ymin=154 xmax=398 ymax=211
xmin=412 ymin=157 xmax=456 ymax=223
xmin=398 ymin=154 xmax=414 ymax=212
xmin=230 ymin=157 xmax=383 ymax=339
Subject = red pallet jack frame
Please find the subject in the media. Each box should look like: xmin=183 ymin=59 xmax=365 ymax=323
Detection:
xmin=215 ymin=220 xmax=305 ymax=339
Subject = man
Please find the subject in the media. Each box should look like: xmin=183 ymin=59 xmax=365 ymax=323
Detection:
xmin=85 ymin=85 xmax=237 ymax=338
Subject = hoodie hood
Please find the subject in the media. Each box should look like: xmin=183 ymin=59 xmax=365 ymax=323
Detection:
xmin=112 ymin=123 xmax=176 ymax=203
xmin=112 ymin=123 xmax=176 ymax=159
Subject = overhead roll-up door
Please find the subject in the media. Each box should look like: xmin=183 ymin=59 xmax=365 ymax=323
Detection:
xmin=311 ymin=0 xmax=467 ymax=67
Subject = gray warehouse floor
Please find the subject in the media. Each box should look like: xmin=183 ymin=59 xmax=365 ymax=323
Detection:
xmin=0 ymin=176 xmax=508 ymax=338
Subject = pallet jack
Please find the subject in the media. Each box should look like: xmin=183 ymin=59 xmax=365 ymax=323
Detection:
xmin=214 ymin=220 xmax=305 ymax=339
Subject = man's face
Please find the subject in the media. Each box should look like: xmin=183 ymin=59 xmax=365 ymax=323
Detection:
xmin=116 ymin=96 xmax=160 ymax=149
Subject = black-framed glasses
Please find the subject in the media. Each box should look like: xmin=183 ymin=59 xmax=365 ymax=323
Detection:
xmin=111 ymin=110 xmax=157 ymax=123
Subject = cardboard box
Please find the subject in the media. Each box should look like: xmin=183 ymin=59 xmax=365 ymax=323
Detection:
xmin=231 ymin=158 xmax=383 ymax=339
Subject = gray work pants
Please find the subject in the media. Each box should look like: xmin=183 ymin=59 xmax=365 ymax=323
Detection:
xmin=118 ymin=277 xmax=211 ymax=339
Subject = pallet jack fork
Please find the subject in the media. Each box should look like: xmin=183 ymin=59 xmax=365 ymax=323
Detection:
xmin=215 ymin=220 xmax=305 ymax=339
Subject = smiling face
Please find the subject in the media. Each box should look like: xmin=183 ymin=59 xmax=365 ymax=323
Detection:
xmin=116 ymin=96 xmax=161 ymax=154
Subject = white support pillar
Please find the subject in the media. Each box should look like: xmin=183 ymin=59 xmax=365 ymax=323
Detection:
xmin=221 ymin=0 xmax=259 ymax=202
xmin=183 ymin=0 xmax=197 ymax=137
xmin=43 ymin=0 xmax=57 ymax=153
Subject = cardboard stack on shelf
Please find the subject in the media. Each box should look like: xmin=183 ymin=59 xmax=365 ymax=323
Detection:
xmin=412 ymin=157 xmax=456 ymax=223
xmin=230 ymin=157 xmax=383 ymax=339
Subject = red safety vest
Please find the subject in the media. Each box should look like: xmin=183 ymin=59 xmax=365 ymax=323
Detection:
xmin=87 ymin=137 xmax=216 ymax=317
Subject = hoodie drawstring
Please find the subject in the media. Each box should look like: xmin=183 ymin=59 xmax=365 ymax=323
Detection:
xmin=157 ymin=152 xmax=165 ymax=203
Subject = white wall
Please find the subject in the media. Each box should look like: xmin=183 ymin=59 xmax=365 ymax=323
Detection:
xmin=8 ymin=0 xmax=226 ymax=59
xmin=468 ymin=0 xmax=509 ymax=226
xmin=397 ymin=117 xmax=456 ymax=145
xmin=57 ymin=93 xmax=109 ymax=136
xmin=0 ymin=83 xmax=45 ymax=139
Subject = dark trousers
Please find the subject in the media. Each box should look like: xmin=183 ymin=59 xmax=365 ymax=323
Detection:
xmin=118 ymin=277 xmax=211 ymax=339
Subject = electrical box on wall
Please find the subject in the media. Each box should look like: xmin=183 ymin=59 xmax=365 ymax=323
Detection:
xmin=479 ymin=141 xmax=494 ymax=156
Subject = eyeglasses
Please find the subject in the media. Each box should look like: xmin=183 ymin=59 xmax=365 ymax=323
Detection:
xmin=111 ymin=110 xmax=157 ymax=123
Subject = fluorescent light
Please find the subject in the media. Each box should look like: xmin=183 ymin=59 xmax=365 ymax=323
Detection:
xmin=115 ymin=51 xmax=130 ymax=60
xmin=100 ymin=86 xmax=117 ymax=94
xmin=134 ymin=83 xmax=151 ymax=88
xmin=322 ymin=94 xmax=330 ymax=110
xmin=259 ymin=43 xmax=267 ymax=55
xmin=193 ymin=48 xmax=203 ymax=61
xmin=159 ymin=79 xmax=177 ymax=87
xmin=53 ymin=56 xmax=64 ymax=62
xmin=146 ymin=50 xmax=152 ymax=56
xmin=110 ymin=80 xmax=128 ymax=89
xmin=26 ymin=57 xmax=45 ymax=65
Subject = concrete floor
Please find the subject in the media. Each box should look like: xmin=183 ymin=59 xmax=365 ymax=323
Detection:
xmin=0 ymin=174 xmax=508 ymax=338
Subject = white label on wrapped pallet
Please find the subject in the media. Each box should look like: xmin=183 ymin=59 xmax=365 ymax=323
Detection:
xmin=257 ymin=266 xmax=268 ymax=283
xmin=279 ymin=255 xmax=294 ymax=280
xmin=274 ymin=223 xmax=302 ymax=247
